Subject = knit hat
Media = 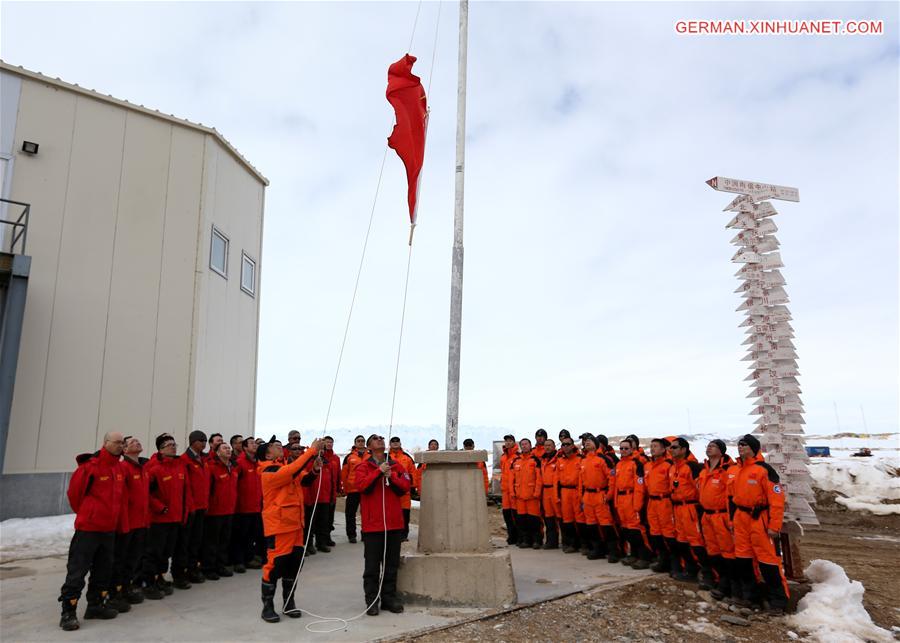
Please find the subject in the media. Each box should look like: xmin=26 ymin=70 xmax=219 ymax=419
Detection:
xmin=740 ymin=434 xmax=761 ymax=455
xmin=596 ymin=434 xmax=610 ymax=447
xmin=558 ymin=429 xmax=571 ymax=440
xmin=535 ymin=428 xmax=548 ymax=438
xmin=579 ymin=433 xmax=600 ymax=449
xmin=709 ymin=439 xmax=727 ymax=456
xmin=188 ymin=430 xmax=207 ymax=445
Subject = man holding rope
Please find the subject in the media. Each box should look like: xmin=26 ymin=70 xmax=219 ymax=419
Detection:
xmin=356 ymin=434 xmax=411 ymax=616
xmin=257 ymin=436 xmax=322 ymax=623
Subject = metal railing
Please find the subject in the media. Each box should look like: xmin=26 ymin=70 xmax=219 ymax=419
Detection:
xmin=0 ymin=198 xmax=29 ymax=255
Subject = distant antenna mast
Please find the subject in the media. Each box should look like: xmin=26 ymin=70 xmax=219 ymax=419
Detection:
xmin=833 ymin=401 xmax=841 ymax=432
xmin=859 ymin=404 xmax=868 ymax=433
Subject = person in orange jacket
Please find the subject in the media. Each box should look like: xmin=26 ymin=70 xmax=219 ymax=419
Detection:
xmin=669 ymin=437 xmax=710 ymax=586
xmin=626 ymin=434 xmax=650 ymax=465
xmin=414 ymin=438 xmax=439 ymax=492
xmin=341 ymin=435 xmax=368 ymax=543
xmin=257 ymin=436 xmax=321 ymax=623
xmin=646 ymin=437 xmax=678 ymax=576
xmin=538 ymin=439 xmax=560 ymax=549
xmin=729 ymin=434 xmax=789 ymax=614
xmin=612 ymin=439 xmax=651 ymax=566
xmin=555 ymin=435 xmax=584 ymax=554
xmin=388 ymin=437 xmax=417 ymax=541
xmin=699 ymin=439 xmax=736 ymax=601
xmin=579 ymin=434 xmax=618 ymax=562
xmin=511 ymin=438 xmax=543 ymax=548
xmin=532 ymin=428 xmax=548 ymax=459
xmin=498 ymin=434 xmax=520 ymax=545
xmin=462 ymin=438 xmax=490 ymax=495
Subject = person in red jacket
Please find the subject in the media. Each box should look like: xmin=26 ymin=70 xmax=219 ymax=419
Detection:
xmin=231 ymin=437 xmax=263 ymax=572
xmin=357 ymin=434 xmax=411 ymax=616
xmin=141 ymin=434 xmax=192 ymax=600
xmin=257 ymin=436 xmax=322 ymax=623
xmin=203 ymin=442 xmax=238 ymax=579
xmin=729 ymin=434 xmax=790 ymax=614
xmin=58 ymin=431 xmax=127 ymax=631
xmin=109 ymin=436 xmax=150 ymax=612
xmin=322 ymin=436 xmax=342 ymax=547
xmin=300 ymin=443 xmax=337 ymax=553
xmin=172 ymin=430 xmax=208 ymax=587
xmin=341 ymin=435 xmax=368 ymax=543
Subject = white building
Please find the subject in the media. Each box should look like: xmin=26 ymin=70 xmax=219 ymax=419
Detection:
xmin=0 ymin=62 xmax=267 ymax=518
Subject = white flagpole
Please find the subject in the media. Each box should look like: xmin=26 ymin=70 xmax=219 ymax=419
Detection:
xmin=445 ymin=0 xmax=468 ymax=451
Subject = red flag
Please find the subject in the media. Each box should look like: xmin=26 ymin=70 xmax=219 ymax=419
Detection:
xmin=386 ymin=54 xmax=428 ymax=225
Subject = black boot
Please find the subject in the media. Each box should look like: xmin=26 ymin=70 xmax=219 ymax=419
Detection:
xmin=674 ymin=542 xmax=698 ymax=581
xmin=693 ymin=546 xmax=713 ymax=589
xmin=666 ymin=538 xmax=681 ymax=578
xmin=531 ymin=517 xmax=543 ymax=549
xmin=628 ymin=531 xmax=650 ymax=569
xmin=575 ymin=523 xmax=589 ymax=554
xmin=759 ymin=563 xmax=789 ymax=614
xmin=261 ymin=581 xmax=280 ymax=623
xmin=604 ymin=526 xmax=622 ymax=563
xmin=107 ymin=586 xmax=132 ymax=613
xmin=586 ymin=525 xmax=603 ymax=560
xmin=59 ymin=598 xmax=79 ymax=631
xmin=142 ymin=577 xmax=164 ymax=600
xmin=503 ymin=509 xmax=519 ymax=545
xmin=732 ymin=557 xmax=756 ymax=606
xmin=188 ymin=567 xmax=206 ymax=584
xmin=561 ymin=523 xmax=578 ymax=553
xmin=125 ymin=582 xmax=144 ymax=604
xmin=709 ymin=555 xmax=730 ymax=600
xmin=620 ymin=530 xmax=637 ymax=565
xmin=650 ymin=536 xmax=670 ymax=573
xmin=83 ymin=593 xmax=119 ymax=620
xmin=543 ymin=517 xmax=559 ymax=549
xmin=516 ymin=515 xmax=529 ymax=548
xmin=282 ymin=578 xmax=302 ymax=618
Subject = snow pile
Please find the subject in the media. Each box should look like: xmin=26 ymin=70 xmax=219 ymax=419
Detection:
xmin=808 ymin=458 xmax=900 ymax=515
xmin=0 ymin=514 xmax=74 ymax=563
xmin=788 ymin=560 xmax=893 ymax=643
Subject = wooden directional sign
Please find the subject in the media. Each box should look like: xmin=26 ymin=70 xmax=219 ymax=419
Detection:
xmin=707 ymin=176 xmax=800 ymax=202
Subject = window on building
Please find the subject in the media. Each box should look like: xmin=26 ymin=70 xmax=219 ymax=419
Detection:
xmin=210 ymin=226 xmax=228 ymax=277
xmin=241 ymin=253 xmax=256 ymax=296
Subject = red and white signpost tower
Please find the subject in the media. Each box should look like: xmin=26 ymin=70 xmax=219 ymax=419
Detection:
xmin=706 ymin=176 xmax=818 ymax=578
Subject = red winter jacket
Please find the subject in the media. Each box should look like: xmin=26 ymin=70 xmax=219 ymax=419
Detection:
xmin=120 ymin=456 xmax=150 ymax=532
xmin=68 ymin=449 xmax=127 ymax=533
xmin=207 ymin=457 xmax=238 ymax=517
xmin=357 ymin=455 xmax=411 ymax=533
xmin=235 ymin=452 xmax=262 ymax=514
xmin=181 ymin=448 xmax=209 ymax=512
xmin=301 ymin=452 xmax=339 ymax=505
xmin=146 ymin=454 xmax=191 ymax=524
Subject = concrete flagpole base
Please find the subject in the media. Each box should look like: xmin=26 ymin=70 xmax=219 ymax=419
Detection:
xmin=397 ymin=449 xmax=517 ymax=607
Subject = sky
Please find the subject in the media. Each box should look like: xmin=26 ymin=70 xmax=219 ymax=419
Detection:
xmin=2 ymin=1 xmax=898 ymax=451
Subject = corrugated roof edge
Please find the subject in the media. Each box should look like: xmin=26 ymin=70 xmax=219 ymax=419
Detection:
xmin=0 ymin=60 xmax=269 ymax=186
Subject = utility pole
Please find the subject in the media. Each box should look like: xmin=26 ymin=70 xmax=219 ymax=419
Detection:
xmin=444 ymin=0 xmax=468 ymax=451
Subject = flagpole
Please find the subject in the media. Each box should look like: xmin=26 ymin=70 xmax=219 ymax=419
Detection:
xmin=445 ymin=0 xmax=468 ymax=451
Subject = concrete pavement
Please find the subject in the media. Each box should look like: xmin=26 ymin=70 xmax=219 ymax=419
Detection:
xmin=0 ymin=514 xmax=650 ymax=642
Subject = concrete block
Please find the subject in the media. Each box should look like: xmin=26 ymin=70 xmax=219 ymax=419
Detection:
xmin=415 ymin=449 xmax=487 ymax=464
xmin=397 ymin=550 xmax=517 ymax=607
xmin=418 ymin=463 xmax=490 ymax=553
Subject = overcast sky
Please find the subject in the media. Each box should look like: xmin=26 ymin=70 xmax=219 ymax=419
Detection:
xmin=3 ymin=2 xmax=898 ymax=449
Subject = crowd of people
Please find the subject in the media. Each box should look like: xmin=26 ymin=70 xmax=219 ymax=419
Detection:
xmin=56 ymin=429 xmax=424 ymax=631
xmin=56 ymin=425 xmax=789 ymax=632
xmin=497 ymin=429 xmax=790 ymax=614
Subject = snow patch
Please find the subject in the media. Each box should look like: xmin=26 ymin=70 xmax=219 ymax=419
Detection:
xmin=788 ymin=559 xmax=893 ymax=643
xmin=675 ymin=619 xmax=728 ymax=638
xmin=0 ymin=514 xmax=74 ymax=563
xmin=808 ymin=458 xmax=900 ymax=515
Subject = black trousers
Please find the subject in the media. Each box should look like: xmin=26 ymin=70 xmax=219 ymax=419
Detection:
xmin=112 ymin=528 xmax=145 ymax=589
xmin=59 ymin=530 xmax=115 ymax=603
xmin=402 ymin=509 xmax=411 ymax=540
xmin=362 ymin=530 xmax=403 ymax=606
xmin=202 ymin=515 xmax=232 ymax=572
xmin=345 ymin=493 xmax=361 ymax=538
xmin=142 ymin=522 xmax=179 ymax=582
xmin=328 ymin=502 xmax=336 ymax=538
xmin=230 ymin=513 xmax=256 ymax=566
xmin=172 ymin=510 xmax=205 ymax=577
xmin=251 ymin=513 xmax=266 ymax=561
xmin=312 ymin=502 xmax=331 ymax=547
xmin=502 ymin=508 xmax=518 ymax=544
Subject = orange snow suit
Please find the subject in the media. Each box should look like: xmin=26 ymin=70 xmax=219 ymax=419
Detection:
xmin=499 ymin=445 xmax=519 ymax=510
xmin=612 ymin=453 xmax=646 ymax=532
xmin=671 ymin=457 xmax=704 ymax=547
xmin=698 ymin=455 xmax=735 ymax=558
xmin=540 ymin=453 xmax=560 ymax=518
xmin=729 ymin=454 xmax=785 ymax=566
xmin=581 ymin=451 xmax=614 ymax=527
xmin=512 ymin=453 xmax=543 ymax=517
xmin=645 ymin=456 xmax=676 ymax=538
xmin=555 ymin=452 xmax=584 ymax=523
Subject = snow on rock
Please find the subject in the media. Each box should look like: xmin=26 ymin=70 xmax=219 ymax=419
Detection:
xmin=0 ymin=514 xmax=74 ymax=563
xmin=788 ymin=559 xmax=893 ymax=643
xmin=808 ymin=457 xmax=900 ymax=515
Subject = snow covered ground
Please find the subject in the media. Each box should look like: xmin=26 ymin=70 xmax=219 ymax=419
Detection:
xmin=0 ymin=513 xmax=74 ymax=563
xmin=788 ymin=559 xmax=894 ymax=643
